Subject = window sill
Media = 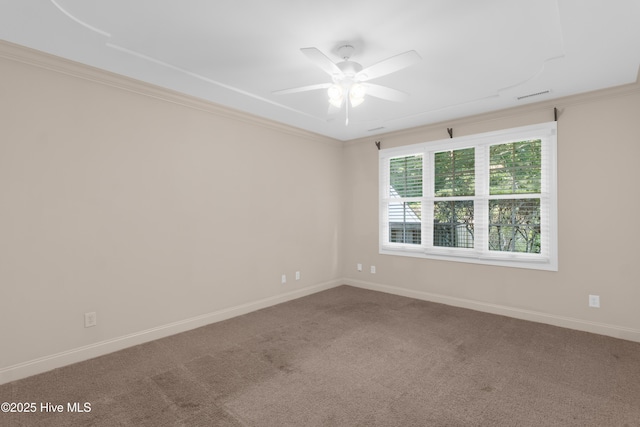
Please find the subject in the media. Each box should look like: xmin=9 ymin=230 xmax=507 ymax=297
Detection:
xmin=379 ymin=247 xmax=557 ymax=271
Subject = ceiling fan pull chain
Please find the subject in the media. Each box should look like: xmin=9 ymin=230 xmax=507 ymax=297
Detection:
xmin=345 ymin=97 xmax=349 ymax=126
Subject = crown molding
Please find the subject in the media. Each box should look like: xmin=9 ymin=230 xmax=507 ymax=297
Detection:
xmin=0 ymin=40 xmax=341 ymax=147
xmin=345 ymin=68 xmax=640 ymax=146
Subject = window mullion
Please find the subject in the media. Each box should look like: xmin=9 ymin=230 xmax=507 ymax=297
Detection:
xmin=423 ymin=151 xmax=434 ymax=250
xmin=474 ymin=144 xmax=488 ymax=255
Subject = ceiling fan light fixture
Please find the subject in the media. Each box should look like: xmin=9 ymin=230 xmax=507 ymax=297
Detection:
xmin=275 ymin=45 xmax=421 ymax=122
xmin=349 ymin=83 xmax=366 ymax=107
xmin=328 ymin=84 xmax=344 ymax=107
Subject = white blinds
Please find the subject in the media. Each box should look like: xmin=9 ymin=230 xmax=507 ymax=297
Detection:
xmin=379 ymin=121 xmax=557 ymax=271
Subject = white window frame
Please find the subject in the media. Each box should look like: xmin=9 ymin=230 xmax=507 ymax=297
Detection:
xmin=379 ymin=121 xmax=557 ymax=271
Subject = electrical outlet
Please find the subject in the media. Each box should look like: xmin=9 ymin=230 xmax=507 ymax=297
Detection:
xmin=370 ymin=265 xmax=376 ymax=274
xmin=357 ymin=263 xmax=362 ymax=272
xmin=295 ymin=271 xmax=300 ymax=280
xmin=588 ymin=295 xmax=600 ymax=308
xmin=281 ymin=274 xmax=287 ymax=284
xmin=84 ymin=312 xmax=97 ymax=328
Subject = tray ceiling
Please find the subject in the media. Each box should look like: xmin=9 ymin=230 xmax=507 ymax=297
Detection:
xmin=1 ymin=0 xmax=639 ymax=140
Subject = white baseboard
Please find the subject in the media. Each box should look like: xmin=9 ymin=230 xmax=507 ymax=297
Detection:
xmin=5 ymin=277 xmax=637 ymax=385
xmin=0 ymin=279 xmax=342 ymax=385
xmin=344 ymin=278 xmax=640 ymax=343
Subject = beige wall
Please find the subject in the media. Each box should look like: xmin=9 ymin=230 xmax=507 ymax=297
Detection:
xmin=342 ymin=80 xmax=640 ymax=341
xmin=0 ymin=42 xmax=343 ymax=382
xmin=2 ymin=40 xmax=639 ymax=384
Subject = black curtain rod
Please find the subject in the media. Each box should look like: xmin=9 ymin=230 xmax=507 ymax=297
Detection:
xmin=382 ymin=108 xmax=557 ymax=151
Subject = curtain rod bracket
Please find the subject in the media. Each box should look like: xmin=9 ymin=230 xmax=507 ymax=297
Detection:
xmin=447 ymin=128 xmax=453 ymax=138
xmin=375 ymin=141 xmax=381 ymax=150
xmin=554 ymin=107 xmax=558 ymax=122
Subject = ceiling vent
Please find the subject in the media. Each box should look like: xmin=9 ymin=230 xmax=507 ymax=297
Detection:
xmin=517 ymin=90 xmax=551 ymax=101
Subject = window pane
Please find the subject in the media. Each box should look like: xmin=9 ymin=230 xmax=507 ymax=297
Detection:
xmin=488 ymin=199 xmax=540 ymax=253
xmin=490 ymin=140 xmax=541 ymax=195
xmin=389 ymin=202 xmax=421 ymax=244
xmin=390 ymin=155 xmax=422 ymax=197
xmin=434 ymin=148 xmax=475 ymax=197
xmin=433 ymin=201 xmax=474 ymax=248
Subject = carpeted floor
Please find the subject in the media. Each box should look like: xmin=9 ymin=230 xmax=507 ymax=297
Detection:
xmin=2 ymin=285 xmax=640 ymax=426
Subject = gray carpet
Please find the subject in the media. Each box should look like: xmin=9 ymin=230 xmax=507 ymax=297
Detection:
xmin=2 ymin=285 xmax=640 ymax=426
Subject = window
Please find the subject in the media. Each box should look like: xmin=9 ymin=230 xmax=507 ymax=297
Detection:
xmin=379 ymin=121 xmax=557 ymax=271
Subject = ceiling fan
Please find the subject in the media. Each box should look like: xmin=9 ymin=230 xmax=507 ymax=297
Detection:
xmin=273 ymin=44 xmax=421 ymax=124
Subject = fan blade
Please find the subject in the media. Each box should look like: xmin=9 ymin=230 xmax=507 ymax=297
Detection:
xmin=362 ymin=83 xmax=410 ymax=102
xmin=272 ymin=82 xmax=331 ymax=95
xmin=301 ymin=47 xmax=343 ymax=77
xmin=356 ymin=50 xmax=421 ymax=81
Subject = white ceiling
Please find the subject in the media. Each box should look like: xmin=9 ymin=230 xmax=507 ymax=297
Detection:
xmin=1 ymin=0 xmax=639 ymax=141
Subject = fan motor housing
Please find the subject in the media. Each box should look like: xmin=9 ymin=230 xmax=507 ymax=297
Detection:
xmin=336 ymin=61 xmax=363 ymax=78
